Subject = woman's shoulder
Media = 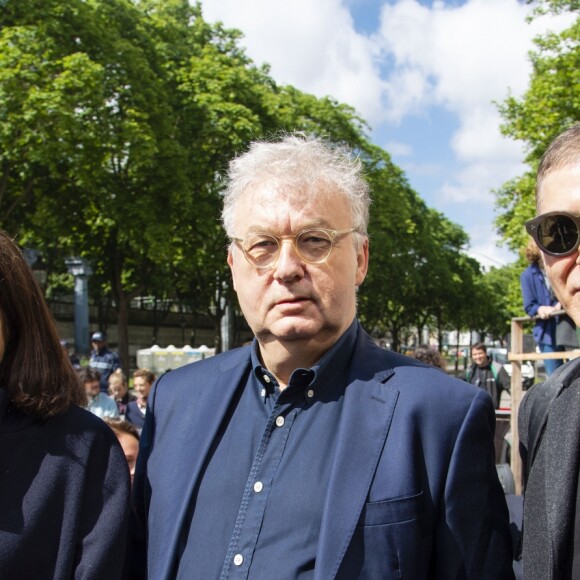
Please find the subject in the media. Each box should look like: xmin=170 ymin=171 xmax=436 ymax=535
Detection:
xmin=49 ymin=405 xmax=120 ymax=447
xmin=521 ymin=263 xmax=538 ymax=278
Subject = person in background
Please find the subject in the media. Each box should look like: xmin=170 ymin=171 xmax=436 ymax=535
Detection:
xmin=104 ymin=418 xmax=140 ymax=486
xmin=0 ymin=230 xmax=129 ymax=579
xmin=520 ymin=122 xmax=580 ymax=579
xmin=60 ymin=339 xmax=81 ymax=369
xmin=131 ymin=134 xmax=513 ymax=579
xmin=89 ymin=330 xmax=121 ymax=393
xmin=465 ymin=342 xmax=510 ymax=410
xmin=520 ymin=238 xmax=564 ymax=375
xmin=79 ymin=366 xmax=119 ymax=419
xmin=412 ymin=344 xmax=447 ymax=370
xmin=108 ymin=368 xmax=136 ymax=419
xmin=125 ymin=368 xmax=155 ymax=430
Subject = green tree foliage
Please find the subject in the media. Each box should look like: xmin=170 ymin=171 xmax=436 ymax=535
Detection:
xmin=1 ymin=0 xmax=192 ymax=366
xmin=493 ymin=1 xmax=580 ymax=348
xmin=471 ymin=264 xmax=524 ymax=344
xmin=496 ymin=3 xmax=580 ymax=247
xmin=357 ymin=146 xmax=481 ymax=351
xmin=1 ymin=0 xmax=498 ymax=361
xmin=0 ymin=0 xmax=375 ymax=363
xmin=144 ymin=1 xmax=371 ymax=350
xmin=0 ymin=25 xmax=105 ymax=231
xmin=527 ymin=0 xmax=580 ymax=16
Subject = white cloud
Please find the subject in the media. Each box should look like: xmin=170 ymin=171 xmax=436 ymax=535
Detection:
xmin=384 ymin=141 xmax=413 ymax=156
xmin=376 ymin=0 xmax=574 ymax=215
xmin=439 ymin=108 xmax=527 ymax=206
xmin=197 ymin=0 xmax=574 ymax=267
xmin=199 ymin=0 xmax=387 ymax=123
xmin=377 ymin=0 xmax=573 ymax=122
xmin=200 ymin=0 xmax=572 ymax=147
xmin=467 ymin=229 xmax=516 ymax=271
xmin=400 ymin=161 xmax=442 ymax=177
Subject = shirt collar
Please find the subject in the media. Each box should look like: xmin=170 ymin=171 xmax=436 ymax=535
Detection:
xmin=250 ymin=318 xmax=359 ymax=399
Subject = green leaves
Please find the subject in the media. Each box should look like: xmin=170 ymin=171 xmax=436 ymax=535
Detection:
xmin=493 ymin=4 xmax=580 ymax=342
xmin=497 ymin=7 xmax=580 ymax=239
xmin=2 ymin=0 xmax=507 ymax=355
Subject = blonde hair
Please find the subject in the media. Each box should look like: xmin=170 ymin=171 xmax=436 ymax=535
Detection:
xmin=107 ymin=369 xmax=127 ymax=396
xmin=524 ymin=238 xmax=542 ymax=264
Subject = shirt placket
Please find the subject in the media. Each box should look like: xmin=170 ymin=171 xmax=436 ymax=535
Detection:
xmin=220 ymin=400 xmax=299 ymax=579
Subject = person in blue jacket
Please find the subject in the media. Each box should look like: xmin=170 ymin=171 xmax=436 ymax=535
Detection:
xmin=89 ymin=330 xmax=121 ymax=393
xmin=0 ymin=230 xmax=130 ymax=579
xmin=131 ymin=134 xmax=514 ymax=579
xmin=520 ymin=238 xmax=564 ymax=375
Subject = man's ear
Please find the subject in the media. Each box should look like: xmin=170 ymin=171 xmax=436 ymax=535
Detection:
xmin=227 ymin=249 xmax=238 ymax=292
xmin=355 ymin=237 xmax=369 ymax=287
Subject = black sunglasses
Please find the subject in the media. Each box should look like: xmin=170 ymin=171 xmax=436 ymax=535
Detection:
xmin=525 ymin=211 xmax=580 ymax=257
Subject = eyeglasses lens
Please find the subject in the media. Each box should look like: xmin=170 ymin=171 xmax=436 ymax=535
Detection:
xmin=539 ymin=215 xmax=579 ymax=255
xmin=244 ymin=234 xmax=279 ymax=267
xmin=243 ymin=229 xmax=334 ymax=267
xmin=296 ymin=230 xmax=332 ymax=262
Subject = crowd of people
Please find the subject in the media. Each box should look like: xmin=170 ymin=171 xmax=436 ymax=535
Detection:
xmin=78 ymin=340 xmax=155 ymax=484
xmin=2 ymin=125 xmax=580 ymax=578
xmin=79 ymin=357 xmax=156 ymax=431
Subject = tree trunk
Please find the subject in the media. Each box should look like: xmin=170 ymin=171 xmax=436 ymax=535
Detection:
xmin=391 ymin=326 xmax=400 ymax=352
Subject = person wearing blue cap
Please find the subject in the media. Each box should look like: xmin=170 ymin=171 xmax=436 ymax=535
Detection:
xmin=89 ymin=330 xmax=121 ymax=393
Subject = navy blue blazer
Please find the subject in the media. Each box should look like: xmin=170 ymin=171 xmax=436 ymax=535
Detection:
xmin=521 ymin=263 xmax=558 ymax=346
xmin=132 ymin=327 xmax=513 ymax=579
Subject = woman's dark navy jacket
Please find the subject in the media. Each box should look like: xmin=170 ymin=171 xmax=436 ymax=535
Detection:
xmin=0 ymin=388 xmax=130 ymax=579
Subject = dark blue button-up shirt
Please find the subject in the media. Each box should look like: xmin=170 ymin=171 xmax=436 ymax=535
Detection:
xmin=176 ymin=319 xmax=359 ymax=579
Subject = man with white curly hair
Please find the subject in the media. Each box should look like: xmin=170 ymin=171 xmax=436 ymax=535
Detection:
xmin=132 ymin=134 xmax=513 ymax=579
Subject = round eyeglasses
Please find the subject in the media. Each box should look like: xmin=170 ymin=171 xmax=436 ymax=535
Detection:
xmin=525 ymin=211 xmax=580 ymax=257
xmin=232 ymin=228 xmax=357 ymax=269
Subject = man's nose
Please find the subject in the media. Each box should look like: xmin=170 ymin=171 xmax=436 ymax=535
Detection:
xmin=273 ymin=239 xmax=305 ymax=280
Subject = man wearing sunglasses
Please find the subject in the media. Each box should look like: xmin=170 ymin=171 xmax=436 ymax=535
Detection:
xmin=520 ymin=123 xmax=580 ymax=580
xmin=132 ymin=134 xmax=513 ymax=579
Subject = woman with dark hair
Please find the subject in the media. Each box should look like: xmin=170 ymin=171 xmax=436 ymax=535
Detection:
xmin=0 ymin=231 xmax=130 ymax=579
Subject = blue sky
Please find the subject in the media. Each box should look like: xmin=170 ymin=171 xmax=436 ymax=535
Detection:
xmin=199 ymin=0 xmax=574 ymax=269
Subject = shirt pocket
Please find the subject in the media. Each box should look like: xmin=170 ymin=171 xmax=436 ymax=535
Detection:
xmin=358 ymin=490 xmax=424 ymax=527
xmin=340 ymin=491 xmax=428 ymax=579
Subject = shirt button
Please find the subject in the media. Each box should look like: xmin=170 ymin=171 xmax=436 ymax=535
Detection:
xmin=306 ymin=389 xmax=314 ymax=398
xmin=260 ymin=388 xmax=266 ymax=398
xmin=275 ymin=415 xmax=285 ymax=427
xmin=234 ymin=554 xmax=244 ymax=566
xmin=263 ymin=374 xmax=271 ymax=383
xmin=254 ymin=481 xmax=263 ymax=493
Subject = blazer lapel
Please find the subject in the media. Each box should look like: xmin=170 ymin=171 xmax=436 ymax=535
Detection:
xmin=151 ymin=352 xmax=251 ymax=579
xmin=545 ymin=373 xmax=580 ymax=574
xmin=315 ymin=371 xmax=398 ymax=580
